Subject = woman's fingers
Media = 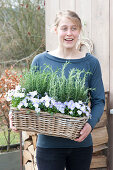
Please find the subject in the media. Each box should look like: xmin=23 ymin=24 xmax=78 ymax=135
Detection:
xmin=9 ymin=111 xmax=19 ymax=132
xmin=74 ymin=123 xmax=92 ymax=142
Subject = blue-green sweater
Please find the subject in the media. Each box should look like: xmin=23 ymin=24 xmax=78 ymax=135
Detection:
xmin=31 ymin=51 xmax=105 ymax=148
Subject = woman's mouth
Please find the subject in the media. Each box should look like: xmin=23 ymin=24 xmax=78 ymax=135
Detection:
xmin=64 ymin=38 xmax=74 ymax=42
xmin=65 ymin=38 xmax=74 ymax=41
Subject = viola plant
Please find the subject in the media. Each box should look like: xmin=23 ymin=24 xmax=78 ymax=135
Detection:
xmin=6 ymin=86 xmax=91 ymax=118
xmin=5 ymin=63 xmax=94 ymax=118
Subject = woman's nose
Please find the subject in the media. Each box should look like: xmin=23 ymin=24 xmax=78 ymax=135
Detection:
xmin=67 ymin=29 xmax=72 ymax=35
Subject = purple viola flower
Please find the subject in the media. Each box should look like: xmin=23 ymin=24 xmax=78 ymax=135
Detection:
xmin=51 ymin=99 xmax=56 ymax=105
xmin=64 ymin=101 xmax=69 ymax=106
xmin=54 ymin=102 xmax=65 ymax=114
xmin=85 ymin=111 xmax=90 ymax=117
xmin=80 ymin=105 xmax=86 ymax=113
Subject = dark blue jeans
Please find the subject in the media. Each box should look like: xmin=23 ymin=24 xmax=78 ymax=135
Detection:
xmin=36 ymin=146 xmax=93 ymax=170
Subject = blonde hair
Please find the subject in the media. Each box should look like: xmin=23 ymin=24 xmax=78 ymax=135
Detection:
xmin=54 ymin=10 xmax=82 ymax=30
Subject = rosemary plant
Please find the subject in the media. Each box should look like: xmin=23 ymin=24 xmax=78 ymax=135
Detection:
xmin=20 ymin=63 xmax=93 ymax=103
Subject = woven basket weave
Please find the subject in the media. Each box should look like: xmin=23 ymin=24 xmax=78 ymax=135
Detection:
xmin=11 ymin=107 xmax=88 ymax=140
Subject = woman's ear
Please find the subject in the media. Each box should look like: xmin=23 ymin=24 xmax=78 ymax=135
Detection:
xmin=54 ymin=26 xmax=58 ymax=34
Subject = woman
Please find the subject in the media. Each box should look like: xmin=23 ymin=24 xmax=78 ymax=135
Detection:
xmin=31 ymin=10 xmax=105 ymax=170
xmin=9 ymin=10 xmax=105 ymax=170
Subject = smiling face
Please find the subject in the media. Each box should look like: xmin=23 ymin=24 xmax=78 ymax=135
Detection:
xmin=55 ymin=17 xmax=81 ymax=49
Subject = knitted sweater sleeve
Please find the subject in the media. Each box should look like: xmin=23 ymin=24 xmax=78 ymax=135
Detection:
xmin=87 ymin=59 xmax=105 ymax=130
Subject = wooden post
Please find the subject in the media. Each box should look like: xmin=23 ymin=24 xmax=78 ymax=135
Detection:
xmin=20 ymin=131 xmax=23 ymax=170
xmin=109 ymin=0 xmax=113 ymax=169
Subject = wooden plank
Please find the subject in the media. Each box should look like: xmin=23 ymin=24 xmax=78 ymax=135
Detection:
xmin=95 ymin=110 xmax=107 ymax=128
xmin=23 ymin=150 xmax=33 ymax=161
xmin=34 ymin=149 xmax=37 ymax=170
xmin=59 ymin=0 xmax=76 ymax=11
xmin=24 ymin=140 xmax=32 ymax=150
xmin=90 ymin=155 xmax=107 ymax=169
xmin=45 ymin=0 xmax=60 ymax=51
xmin=28 ymin=145 xmax=35 ymax=156
xmin=26 ymin=132 xmax=37 ymax=136
xmin=92 ymin=126 xmax=108 ymax=146
xmin=32 ymin=135 xmax=37 ymax=150
xmin=104 ymin=94 xmax=109 ymax=111
xmin=76 ymin=0 xmax=92 ymax=39
xmin=23 ymin=156 xmax=28 ymax=166
xmin=91 ymin=0 xmax=109 ymax=91
xmin=93 ymin=144 xmax=108 ymax=153
xmin=25 ymin=162 xmax=34 ymax=170
xmin=22 ymin=131 xmax=30 ymax=141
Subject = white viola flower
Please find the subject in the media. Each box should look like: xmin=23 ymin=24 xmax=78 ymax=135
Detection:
xmin=29 ymin=91 xmax=37 ymax=97
xmin=75 ymin=102 xmax=81 ymax=109
xmin=78 ymin=100 xmax=83 ymax=105
xmin=17 ymin=102 xmax=23 ymax=110
xmin=13 ymin=92 xmax=25 ymax=98
xmin=31 ymin=98 xmax=40 ymax=104
xmin=33 ymin=103 xmax=39 ymax=108
xmin=22 ymin=99 xmax=28 ymax=107
xmin=45 ymin=101 xmax=50 ymax=107
xmin=35 ymin=107 xmax=40 ymax=113
xmin=40 ymin=96 xmax=48 ymax=103
xmin=19 ymin=93 xmax=25 ymax=98
xmin=6 ymin=89 xmax=15 ymax=98
xmin=40 ymin=98 xmax=44 ymax=103
xmin=59 ymin=107 xmax=65 ymax=114
xmin=77 ymin=110 xmax=82 ymax=115
xmin=69 ymin=111 xmax=73 ymax=115
xmin=44 ymin=94 xmax=51 ymax=102
xmin=15 ymin=85 xmax=21 ymax=91
xmin=6 ymin=96 xmax=12 ymax=101
xmin=22 ymin=88 xmax=26 ymax=93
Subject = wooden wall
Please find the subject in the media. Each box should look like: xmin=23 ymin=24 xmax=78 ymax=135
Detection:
xmin=45 ymin=0 xmax=113 ymax=169
xmin=45 ymin=0 xmax=109 ymax=91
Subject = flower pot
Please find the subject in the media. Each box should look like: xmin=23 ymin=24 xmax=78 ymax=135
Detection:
xmin=11 ymin=107 xmax=88 ymax=140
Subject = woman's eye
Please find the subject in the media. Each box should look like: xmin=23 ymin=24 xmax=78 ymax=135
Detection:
xmin=72 ymin=27 xmax=77 ymax=31
xmin=61 ymin=27 xmax=67 ymax=31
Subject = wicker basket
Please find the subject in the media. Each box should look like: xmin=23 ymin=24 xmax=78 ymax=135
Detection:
xmin=11 ymin=107 xmax=88 ymax=140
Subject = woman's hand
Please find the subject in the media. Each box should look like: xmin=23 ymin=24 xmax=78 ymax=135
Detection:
xmin=9 ymin=110 xmax=18 ymax=132
xmin=74 ymin=123 xmax=92 ymax=142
